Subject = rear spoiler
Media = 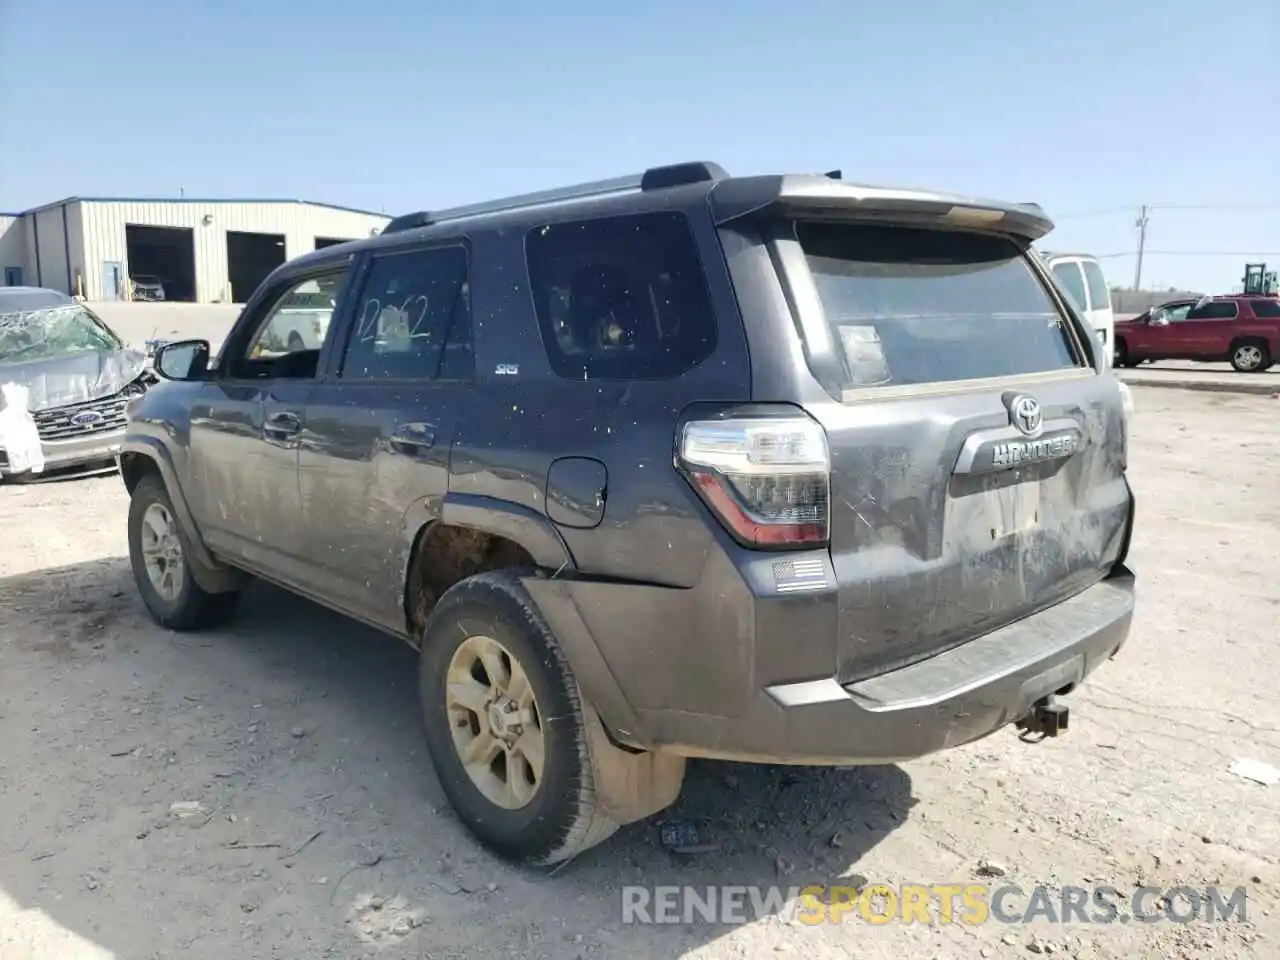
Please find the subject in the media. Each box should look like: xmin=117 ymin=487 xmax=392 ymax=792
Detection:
xmin=708 ymin=175 xmax=1054 ymax=242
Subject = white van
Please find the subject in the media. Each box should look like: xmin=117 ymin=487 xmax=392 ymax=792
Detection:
xmin=1039 ymin=252 xmax=1115 ymax=358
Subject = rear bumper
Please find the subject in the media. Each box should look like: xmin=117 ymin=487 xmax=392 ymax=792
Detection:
xmin=0 ymin=427 xmax=124 ymax=479
xmin=537 ymin=564 xmax=1134 ymax=766
xmin=727 ymin=569 xmax=1135 ymax=764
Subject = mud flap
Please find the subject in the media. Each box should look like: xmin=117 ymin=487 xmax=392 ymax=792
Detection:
xmin=581 ymin=703 xmax=685 ymax=825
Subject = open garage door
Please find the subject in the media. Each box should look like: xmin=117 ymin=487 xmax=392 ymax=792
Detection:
xmin=227 ymin=231 xmax=286 ymax=303
xmin=125 ymin=224 xmax=197 ymax=301
xmin=314 ymin=236 xmax=353 ymax=250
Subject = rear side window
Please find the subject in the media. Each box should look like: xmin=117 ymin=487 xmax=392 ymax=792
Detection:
xmin=341 ymin=245 xmax=472 ymax=380
xmin=1187 ymin=300 xmax=1238 ymax=320
xmin=525 ymin=212 xmax=716 ymax=381
xmin=1051 ymin=261 xmax=1087 ymax=311
xmin=1082 ymin=261 xmax=1111 ymax=312
xmin=1250 ymin=299 xmax=1280 ymax=318
xmin=797 ymin=222 xmax=1083 ymax=389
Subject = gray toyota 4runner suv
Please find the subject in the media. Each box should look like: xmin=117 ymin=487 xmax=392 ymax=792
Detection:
xmin=120 ymin=162 xmax=1136 ymax=865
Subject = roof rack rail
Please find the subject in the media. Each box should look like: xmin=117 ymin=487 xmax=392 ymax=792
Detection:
xmin=381 ymin=161 xmax=728 ymax=234
xmin=382 ymin=211 xmax=433 ymax=234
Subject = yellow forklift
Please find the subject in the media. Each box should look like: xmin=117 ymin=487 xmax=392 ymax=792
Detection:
xmin=1242 ymin=262 xmax=1278 ymax=295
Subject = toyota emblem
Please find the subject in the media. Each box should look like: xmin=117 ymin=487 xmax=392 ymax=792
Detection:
xmin=1006 ymin=394 xmax=1043 ymax=438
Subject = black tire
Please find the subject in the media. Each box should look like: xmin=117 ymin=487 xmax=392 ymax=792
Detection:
xmin=418 ymin=570 xmax=618 ymax=865
xmin=1114 ymin=339 xmax=1137 ymax=368
xmin=1229 ymin=339 xmax=1270 ymax=373
xmin=127 ymin=474 xmax=241 ymax=630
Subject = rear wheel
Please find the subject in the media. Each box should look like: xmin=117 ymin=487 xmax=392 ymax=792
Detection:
xmin=127 ymin=475 xmax=241 ymax=630
xmin=1114 ymin=339 xmax=1139 ymax=368
xmin=418 ymin=571 xmax=622 ymax=865
xmin=1230 ymin=340 xmax=1270 ymax=373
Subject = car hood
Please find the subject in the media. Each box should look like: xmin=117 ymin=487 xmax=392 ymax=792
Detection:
xmin=0 ymin=348 xmax=148 ymax=412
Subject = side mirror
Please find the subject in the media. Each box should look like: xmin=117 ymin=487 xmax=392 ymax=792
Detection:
xmin=154 ymin=339 xmax=212 ymax=381
xmin=1149 ymin=309 xmax=1169 ymax=326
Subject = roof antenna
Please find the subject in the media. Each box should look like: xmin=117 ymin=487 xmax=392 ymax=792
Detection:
xmin=824 ymin=170 xmax=842 ymax=180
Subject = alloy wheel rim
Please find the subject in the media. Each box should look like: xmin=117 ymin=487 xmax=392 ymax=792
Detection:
xmin=1235 ymin=345 xmax=1262 ymax=370
xmin=445 ymin=634 xmax=545 ymax=810
xmin=140 ymin=502 xmax=186 ymax=602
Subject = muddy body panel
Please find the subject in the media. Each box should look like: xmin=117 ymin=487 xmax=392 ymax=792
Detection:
xmin=816 ymin=374 xmax=1129 ymax=684
xmin=123 ymin=163 xmax=1136 ymax=767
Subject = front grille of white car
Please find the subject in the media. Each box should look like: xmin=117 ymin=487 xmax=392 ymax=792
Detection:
xmin=33 ymin=393 xmax=130 ymax=441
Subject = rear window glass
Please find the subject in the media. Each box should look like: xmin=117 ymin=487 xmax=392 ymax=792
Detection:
xmin=1250 ymin=299 xmax=1280 ymax=318
xmin=1187 ymin=300 xmax=1238 ymax=320
xmin=798 ymin=222 xmax=1083 ymax=389
xmin=525 ymin=211 xmax=716 ymax=381
xmin=1082 ymin=261 xmax=1111 ymax=312
xmin=1050 ymin=261 xmax=1087 ymax=311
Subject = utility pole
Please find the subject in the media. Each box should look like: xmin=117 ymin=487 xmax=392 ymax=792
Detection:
xmin=1133 ymin=205 xmax=1149 ymax=290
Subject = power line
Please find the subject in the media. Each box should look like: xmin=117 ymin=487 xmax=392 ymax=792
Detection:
xmin=1094 ymin=250 xmax=1280 ymax=259
xmin=1053 ymin=202 xmax=1280 ymax=219
xmin=1147 ymin=203 xmax=1280 ymax=211
xmin=1052 ymin=207 xmax=1135 ymax=220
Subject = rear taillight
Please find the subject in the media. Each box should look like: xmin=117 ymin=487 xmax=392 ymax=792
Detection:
xmin=677 ymin=415 xmax=830 ymax=549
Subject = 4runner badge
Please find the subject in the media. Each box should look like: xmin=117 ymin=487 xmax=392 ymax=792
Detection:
xmin=952 ymin=394 xmax=1083 ymax=475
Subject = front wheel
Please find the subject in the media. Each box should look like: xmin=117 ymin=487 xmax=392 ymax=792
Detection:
xmin=127 ymin=474 xmax=241 ymax=630
xmin=1230 ymin=341 xmax=1270 ymax=373
xmin=418 ymin=571 xmax=622 ymax=865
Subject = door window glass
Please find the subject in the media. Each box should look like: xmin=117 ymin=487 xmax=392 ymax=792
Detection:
xmin=1160 ymin=303 xmax=1195 ymax=322
xmin=233 ymin=270 xmax=348 ymax=379
xmin=1186 ymin=300 xmax=1238 ymax=320
xmin=341 ymin=246 xmax=471 ymax=380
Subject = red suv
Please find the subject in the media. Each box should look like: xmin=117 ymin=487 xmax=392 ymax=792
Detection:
xmin=1114 ymin=295 xmax=1280 ymax=372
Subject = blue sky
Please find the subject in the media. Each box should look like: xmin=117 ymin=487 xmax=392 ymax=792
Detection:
xmin=2 ymin=0 xmax=1276 ymax=292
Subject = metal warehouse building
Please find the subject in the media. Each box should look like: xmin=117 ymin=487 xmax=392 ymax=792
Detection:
xmin=0 ymin=198 xmax=390 ymax=304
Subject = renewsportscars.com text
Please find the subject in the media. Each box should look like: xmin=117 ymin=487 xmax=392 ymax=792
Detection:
xmin=620 ymin=883 xmax=1249 ymax=927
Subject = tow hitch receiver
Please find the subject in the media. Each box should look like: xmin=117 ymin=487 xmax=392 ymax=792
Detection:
xmin=1016 ymin=696 xmax=1070 ymax=742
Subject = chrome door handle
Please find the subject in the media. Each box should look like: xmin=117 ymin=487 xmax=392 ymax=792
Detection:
xmin=390 ymin=423 xmax=436 ymax=455
xmin=263 ymin=411 xmax=301 ymax=439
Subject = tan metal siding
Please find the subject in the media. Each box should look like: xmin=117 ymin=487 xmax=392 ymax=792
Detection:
xmin=67 ymin=204 xmax=87 ymax=298
xmin=32 ymin=206 xmax=73 ymax=293
xmin=79 ymin=202 xmax=389 ymax=303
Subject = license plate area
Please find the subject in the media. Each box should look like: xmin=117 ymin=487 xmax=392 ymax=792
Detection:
xmin=979 ymin=473 xmax=1041 ymax=541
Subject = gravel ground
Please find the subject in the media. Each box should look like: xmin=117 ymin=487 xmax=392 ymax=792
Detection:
xmin=1 ymin=386 xmax=1277 ymax=960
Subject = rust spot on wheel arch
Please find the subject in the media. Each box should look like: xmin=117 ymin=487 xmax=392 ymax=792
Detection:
xmin=405 ymin=524 xmax=535 ymax=639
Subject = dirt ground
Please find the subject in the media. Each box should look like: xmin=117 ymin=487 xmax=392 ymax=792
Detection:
xmin=2 ymin=386 xmax=1277 ymax=960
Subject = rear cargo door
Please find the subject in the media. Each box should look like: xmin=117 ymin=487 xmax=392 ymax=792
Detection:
xmin=784 ymin=221 xmax=1131 ymax=682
